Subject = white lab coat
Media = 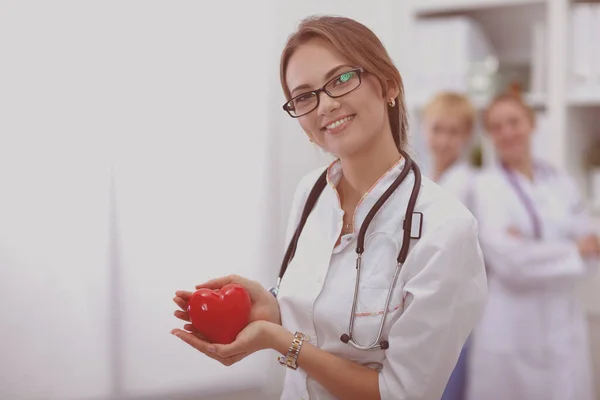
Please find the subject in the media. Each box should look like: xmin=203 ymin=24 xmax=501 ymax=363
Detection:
xmin=467 ymin=162 xmax=598 ymax=400
xmin=277 ymin=158 xmax=488 ymax=400
xmin=431 ymin=161 xmax=476 ymax=211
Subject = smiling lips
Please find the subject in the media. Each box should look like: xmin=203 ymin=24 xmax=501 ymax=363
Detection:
xmin=323 ymin=115 xmax=355 ymax=135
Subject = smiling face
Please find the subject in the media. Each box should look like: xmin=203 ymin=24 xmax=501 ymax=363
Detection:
xmin=284 ymin=38 xmax=396 ymax=159
xmin=486 ymin=99 xmax=534 ymax=165
xmin=425 ymin=112 xmax=471 ymax=168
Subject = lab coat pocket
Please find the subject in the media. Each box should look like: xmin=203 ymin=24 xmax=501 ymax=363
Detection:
xmin=351 ymin=280 xmax=406 ymax=347
xmin=359 ymin=231 xmax=402 ymax=289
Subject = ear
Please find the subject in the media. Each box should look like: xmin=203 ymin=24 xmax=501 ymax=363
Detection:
xmin=386 ymin=81 xmax=400 ymax=101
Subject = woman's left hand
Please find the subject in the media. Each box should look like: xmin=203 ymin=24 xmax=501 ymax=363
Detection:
xmin=171 ymin=320 xmax=277 ymax=366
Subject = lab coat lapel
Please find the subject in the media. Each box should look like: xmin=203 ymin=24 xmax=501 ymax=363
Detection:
xmin=496 ymin=167 xmax=541 ymax=239
xmin=352 ymin=160 xmax=407 ymax=237
xmin=280 ymin=186 xmax=337 ymax=308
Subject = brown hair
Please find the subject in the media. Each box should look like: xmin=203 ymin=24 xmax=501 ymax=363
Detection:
xmin=484 ymin=87 xmax=536 ymax=130
xmin=279 ymin=15 xmax=408 ymax=151
xmin=424 ymin=92 xmax=476 ymax=133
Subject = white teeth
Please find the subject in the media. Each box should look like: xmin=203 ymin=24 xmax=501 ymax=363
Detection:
xmin=326 ymin=116 xmax=353 ymax=130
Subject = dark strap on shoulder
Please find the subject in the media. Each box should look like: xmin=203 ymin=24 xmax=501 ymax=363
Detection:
xmin=277 ymin=169 xmax=328 ymax=279
xmin=398 ymin=161 xmax=421 ymax=264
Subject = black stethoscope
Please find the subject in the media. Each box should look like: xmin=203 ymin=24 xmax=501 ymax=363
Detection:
xmin=269 ymin=151 xmax=423 ymax=350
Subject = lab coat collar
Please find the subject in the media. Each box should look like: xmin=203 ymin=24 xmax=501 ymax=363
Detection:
xmin=324 ymin=157 xmax=408 ymax=241
xmin=498 ymin=159 xmax=556 ymax=185
xmin=436 ymin=159 xmax=469 ymax=185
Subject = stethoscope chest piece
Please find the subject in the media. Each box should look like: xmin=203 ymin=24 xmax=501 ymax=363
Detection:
xmin=340 ymin=333 xmax=390 ymax=350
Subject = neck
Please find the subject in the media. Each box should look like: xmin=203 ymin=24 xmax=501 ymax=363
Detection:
xmin=432 ymin=157 xmax=459 ymax=182
xmin=504 ymin=156 xmax=534 ymax=181
xmin=339 ymin=140 xmax=402 ymax=196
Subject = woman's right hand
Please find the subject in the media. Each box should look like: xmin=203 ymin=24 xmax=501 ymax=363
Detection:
xmin=576 ymin=234 xmax=600 ymax=258
xmin=173 ymin=274 xmax=281 ymax=326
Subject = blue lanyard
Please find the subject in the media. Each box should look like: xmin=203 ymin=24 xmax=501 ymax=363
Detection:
xmin=501 ymin=162 xmax=542 ymax=240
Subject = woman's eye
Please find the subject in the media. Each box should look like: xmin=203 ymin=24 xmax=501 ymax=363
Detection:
xmin=296 ymin=94 xmax=313 ymax=103
xmin=336 ymin=72 xmax=355 ymax=85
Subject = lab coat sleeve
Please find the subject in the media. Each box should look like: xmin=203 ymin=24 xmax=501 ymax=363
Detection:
xmin=478 ymin=233 xmax=587 ymax=287
xmin=563 ymin=173 xmax=595 ymax=239
xmin=473 ymin=173 xmax=589 ymax=288
xmin=562 ymin=173 xmax=600 ymax=278
xmin=378 ymin=216 xmax=487 ymax=400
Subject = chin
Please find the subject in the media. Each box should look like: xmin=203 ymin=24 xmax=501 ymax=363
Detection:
xmin=328 ymin=140 xmax=366 ymax=160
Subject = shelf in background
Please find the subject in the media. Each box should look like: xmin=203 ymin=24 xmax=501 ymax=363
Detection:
xmin=471 ymin=92 xmax=547 ymax=109
xmin=413 ymin=0 xmax=547 ymax=18
xmin=408 ymin=92 xmax=546 ymax=112
xmin=568 ymin=91 xmax=600 ymax=107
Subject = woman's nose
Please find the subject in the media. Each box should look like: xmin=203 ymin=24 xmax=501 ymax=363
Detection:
xmin=317 ymin=92 xmax=340 ymax=116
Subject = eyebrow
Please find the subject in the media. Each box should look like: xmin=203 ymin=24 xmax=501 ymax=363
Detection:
xmin=290 ymin=64 xmax=356 ymax=96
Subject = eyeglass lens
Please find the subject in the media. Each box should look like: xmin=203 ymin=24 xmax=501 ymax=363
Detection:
xmin=287 ymin=70 xmax=361 ymax=117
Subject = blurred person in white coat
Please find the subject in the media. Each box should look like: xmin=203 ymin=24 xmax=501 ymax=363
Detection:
xmin=423 ymin=92 xmax=478 ymax=211
xmin=171 ymin=16 xmax=488 ymax=400
xmin=466 ymin=91 xmax=599 ymax=400
xmin=423 ymin=93 xmax=478 ymax=400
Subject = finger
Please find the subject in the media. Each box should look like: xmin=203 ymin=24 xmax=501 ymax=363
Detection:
xmin=173 ymin=296 xmax=188 ymax=311
xmin=195 ymin=274 xmax=243 ymax=290
xmin=174 ymin=310 xmax=190 ymax=322
xmin=183 ymin=324 xmax=206 ymax=336
xmin=172 ymin=329 xmax=217 ymax=355
xmin=171 ymin=329 xmax=247 ymax=366
xmin=180 ymin=323 xmax=210 ymax=341
xmin=175 ymin=290 xmax=193 ymax=300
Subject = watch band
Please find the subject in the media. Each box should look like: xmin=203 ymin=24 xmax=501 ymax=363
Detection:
xmin=278 ymin=331 xmax=309 ymax=370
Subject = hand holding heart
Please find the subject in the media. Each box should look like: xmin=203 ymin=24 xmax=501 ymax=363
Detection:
xmin=172 ymin=274 xmax=282 ymax=366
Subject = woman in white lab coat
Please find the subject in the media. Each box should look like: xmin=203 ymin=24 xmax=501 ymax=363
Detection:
xmin=466 ymin=92 xmax=599 ymax=400
xmin=172 ymin=16 xmax=487 ymax=400
xmin=423 ymin=92 xmax=478 ymax=400
xmin=423 ymin=92 xmax=478 ymax=210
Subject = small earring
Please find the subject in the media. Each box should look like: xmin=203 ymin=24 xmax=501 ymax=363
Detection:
xmin=389 ymin=98 xmax=396 ymax=107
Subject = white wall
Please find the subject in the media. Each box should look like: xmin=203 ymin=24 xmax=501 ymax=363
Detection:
xmin=0 ymin=0 xmax=279 ymax=399
xmin=108 ymin=1 xmax=278 ymax=397
xmin=0 ymin=2 xmax=113 ymax=399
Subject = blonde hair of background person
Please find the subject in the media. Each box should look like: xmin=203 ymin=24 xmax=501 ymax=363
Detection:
xmin=423 ymin=92 xmax=477 ymax=210
xmin=172 ymin=15 xmax=487 ymax=400
xmin=466 ymin=91 xmax=599 ymax=400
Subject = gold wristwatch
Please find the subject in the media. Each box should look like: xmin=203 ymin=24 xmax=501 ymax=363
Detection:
xmin=278 ymin=331 xmax=309 ymax=370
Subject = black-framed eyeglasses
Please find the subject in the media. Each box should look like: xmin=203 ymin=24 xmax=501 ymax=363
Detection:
xmin=283 ymin=68 xmax=364 ymax=118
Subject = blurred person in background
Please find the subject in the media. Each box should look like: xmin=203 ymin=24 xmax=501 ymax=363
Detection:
xmin=466 ymin=91 xmax=599 ymax=400
xmin=423 ymin=92 xmax=477 ymax=210
xmin=423 ymin=92 xmax=478 ymax=400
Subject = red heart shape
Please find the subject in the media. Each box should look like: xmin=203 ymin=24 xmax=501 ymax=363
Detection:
xmin=187 ymin=284 xmax=251 ymax=345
